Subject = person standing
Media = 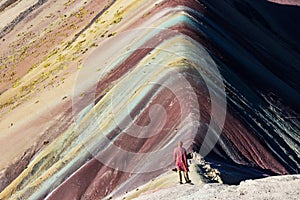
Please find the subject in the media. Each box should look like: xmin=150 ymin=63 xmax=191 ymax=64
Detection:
xmin=174 ymin=141 xmax=191 ymax=184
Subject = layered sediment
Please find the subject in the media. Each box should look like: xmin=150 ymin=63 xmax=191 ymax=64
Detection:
xmin=0 ymin=0 xmax=299 ymax=199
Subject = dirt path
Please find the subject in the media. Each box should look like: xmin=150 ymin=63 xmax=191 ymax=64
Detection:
xmin=117 ymin=159 xmax=205 ymax=200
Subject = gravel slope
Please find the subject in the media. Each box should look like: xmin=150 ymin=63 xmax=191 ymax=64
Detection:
xmin=135 ymin=175 xmax=300 ymax=200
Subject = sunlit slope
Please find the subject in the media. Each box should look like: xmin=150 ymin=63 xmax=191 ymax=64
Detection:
xmin=0 ymin=0 xmax=299 ymax=199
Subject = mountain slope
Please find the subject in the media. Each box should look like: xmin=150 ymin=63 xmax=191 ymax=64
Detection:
xmin=0 ymin=0 xmax=299 ymax=199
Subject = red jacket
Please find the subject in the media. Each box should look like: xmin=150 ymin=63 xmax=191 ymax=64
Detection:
xmin=174 ymin=146 xmax=189 ymax=172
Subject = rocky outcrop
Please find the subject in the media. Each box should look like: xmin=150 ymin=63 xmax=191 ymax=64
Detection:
xmin=268 ymin=0 xmax=300 ymax=5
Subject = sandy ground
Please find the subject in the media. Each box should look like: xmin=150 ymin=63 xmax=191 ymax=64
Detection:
xmin=127 ymin=174 xmax=300 ymax=200
xmin=116 ymin=158 xmax=300 ymax=200
xmin=117 ymin=162 xmax=204 ymax=200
